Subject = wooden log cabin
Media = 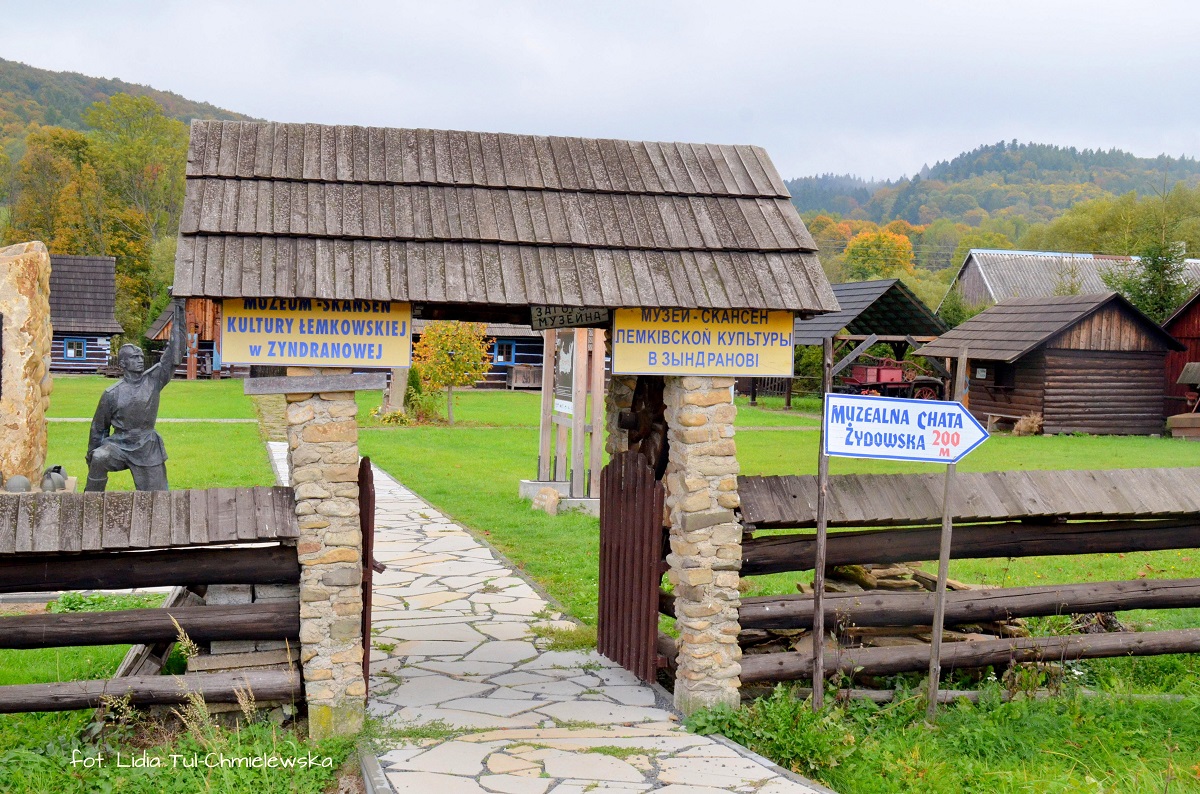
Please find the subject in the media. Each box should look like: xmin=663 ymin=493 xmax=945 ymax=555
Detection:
xmin=917 ymin=293 xmax=1184 ymax=435
xmin=1164 ymin=288 xmax=1200 ymax=417
xmin=146 ymin=298 xmax=227 ymax=378
xmin=412 ymin=319 xmax=543 ymax=388
xmin=48 ymin=254 xmax=124 ymax=372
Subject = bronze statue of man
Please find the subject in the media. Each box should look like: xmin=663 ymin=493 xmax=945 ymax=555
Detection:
xmin=86 ymin=300 xmax=187 ymax=492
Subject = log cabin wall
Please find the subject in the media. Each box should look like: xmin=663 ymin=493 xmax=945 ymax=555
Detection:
xmin=1164 ymin=295 xmax=1200 ymax=417
xmin=1042 ymin=349 xmax=1166 ymax=435
xmin=967 ymin=352 xmax=1045 ymax=420
xmin=955 ymin=258 xmax=993 ymax=306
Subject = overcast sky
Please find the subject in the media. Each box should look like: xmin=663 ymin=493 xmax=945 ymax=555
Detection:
xmin=6 ymin=1 xmax=1200 ymax=180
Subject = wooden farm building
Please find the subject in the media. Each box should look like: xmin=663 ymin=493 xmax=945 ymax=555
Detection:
xmin=172 ymin=121 xmax=837 ymax=322
xmin=412 ymin=319 xmax=542 ymax=388
xmin=793 ymin=278 xmax=946 ymax=355
xmin=941 ymin=249 xmax=1200 ymax=309
xmin=1164 ymin=288 xmax=1200 ymax=416
xmin=917 ymin=293 xmax=1184 ymax=435
xmin=48 ymin=254 xmax=124 ymax=372
xmin=146 ymin=298 xmax=226 ymax=378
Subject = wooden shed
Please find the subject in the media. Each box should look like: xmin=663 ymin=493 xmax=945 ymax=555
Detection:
xmin=917 ymin=293 xmax=1184 ymax=435
xmin=48 ymin=254 xmax=124 ymax=372
xmin=1164 ymin=288 xmax=1200 ymax=417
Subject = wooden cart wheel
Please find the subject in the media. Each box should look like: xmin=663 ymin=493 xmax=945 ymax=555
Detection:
xmin=913 ymin=386 xmax=940 ymax=401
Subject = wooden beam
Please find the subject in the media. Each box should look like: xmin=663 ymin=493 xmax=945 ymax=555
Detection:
xmin=909 ymin=336 xmax=951 ymax=378
xmin=243 ymin=373 xmax=387 ymax=395
xmin=0 ymin=603 xmax=299 ymax=649
xmin=0 ymin=546 xmax=299 ymax=594
xmin=741 ymin=518 xmax=1200 ymax=576
xmin=740 ymin=628 xmax=1200 ymax=683
xmin=739 ymin=577 xmax=1200 ymax=630
xmin=0 ymin=670 xmax=300 ymax=714
xmin=831 ymin=334 xmax=878 ymax=377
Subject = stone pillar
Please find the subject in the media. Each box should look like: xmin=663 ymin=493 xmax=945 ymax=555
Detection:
xmin=0 ymin=241 xmax=52 ymax=484
xmin=284 ymin=366 xmax=366 ymax=738
xmin=604 ymin=374 xmax=637 ymax=457
xmin=662 ymin=375 xmax=742 ymax=714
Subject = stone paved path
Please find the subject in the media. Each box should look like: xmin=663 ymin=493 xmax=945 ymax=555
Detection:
xmin=268 ymin=443 xmax=830 ymax=794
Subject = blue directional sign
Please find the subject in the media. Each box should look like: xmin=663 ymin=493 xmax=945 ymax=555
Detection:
xmin=823 ymin=393 xmax=989 ymax=464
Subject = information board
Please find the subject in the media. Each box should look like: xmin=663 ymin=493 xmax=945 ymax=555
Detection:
xmin=553 ymin=330 xmax=575 ymax=415
xmin=221 ymin=298 xmax=412 ymax=368
xmin=611 ymin=308 xmax=795 ymax=376
xmin=823 ymin=393 xmax=988 ymax=464
xmin=531 ymin=306 xmax=610 ymax=330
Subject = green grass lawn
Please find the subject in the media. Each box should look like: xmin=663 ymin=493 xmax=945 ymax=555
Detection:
xmin=48 ymin=374 xmax=258 ymax=419
xmin=46 ymin=422 xmax=275 ymax=490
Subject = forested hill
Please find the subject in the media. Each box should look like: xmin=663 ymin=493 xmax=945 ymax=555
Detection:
xmin=786 ymin=141 xmax=1200 ymax=226
xmin=0 ymin=57 xmax=253 ymax=150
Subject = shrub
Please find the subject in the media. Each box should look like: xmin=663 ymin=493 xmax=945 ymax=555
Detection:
xmin=1013 ymin=413 xmax=1043 ymax=436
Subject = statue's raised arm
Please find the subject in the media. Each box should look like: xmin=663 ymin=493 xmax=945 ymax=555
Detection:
xmin=151 ymin=299 xmax=188 ymax=390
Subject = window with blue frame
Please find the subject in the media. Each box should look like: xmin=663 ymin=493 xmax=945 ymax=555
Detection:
xmin=493 ymin=340 xmax=515 ymax=365
xmin=64 ymin=338 xmax=87 ymax=359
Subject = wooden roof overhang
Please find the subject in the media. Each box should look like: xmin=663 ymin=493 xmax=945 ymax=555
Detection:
xmin=793 ymin=279 xmax=945 ymax=346
xmin=171 ymin=121 xmax=839 ymax=322
xmin=916 ymin=292 xmax=1184 ymax=363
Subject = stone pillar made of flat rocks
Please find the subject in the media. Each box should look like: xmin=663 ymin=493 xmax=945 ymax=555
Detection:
xmin=285 ymin=366 xmax=365 ymax=738
xmin=0 ymin=241 xmax=52 ymax=484
xmin=662 ymin=375 xmax=742 ymax=714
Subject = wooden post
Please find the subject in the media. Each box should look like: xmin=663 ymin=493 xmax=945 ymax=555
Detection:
xmin=538 ymin=331 xmax=555 ymax=481
xmin=926 ymin=349 xmax=969 ymax=722
xmin=785 ymin=378 xmax=793 ymax=410
xmin=185 ymin=298 xmax=200 ymax=381
xmin=570 ymin=328 xmax=588 ymax=498
xmin=588 ymin=329 xmax=606 ymax=498
xmin=812 ymin=337 xmax=833 ymax=710
xmin=749 ymin=377 xmax=758 ymax=406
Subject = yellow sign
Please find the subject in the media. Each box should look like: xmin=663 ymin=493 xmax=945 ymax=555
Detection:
xmin=611 ymin=308 xmax=795 ymax=376
xmin=220 ymin=299 xmax=412 ymax=368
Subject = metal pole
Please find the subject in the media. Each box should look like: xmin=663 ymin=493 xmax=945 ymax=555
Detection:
xmin=926 ymin=348 xmax=969 ymax=723
xmin=812 ymin=337 xmax=833 ymax=711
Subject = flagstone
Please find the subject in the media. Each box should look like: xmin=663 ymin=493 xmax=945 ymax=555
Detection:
xmin=396 ymin=706 xmax=544 ymax=730
xmin=487 ymin=753 xmax=540 ymax=773
xmin=514 ymin=680 xmax=587 ymax=697
xmin=492 ymin=671 xmax=555 ymax=686
xmin=518 ymin=651 xmax=609 ymax=670
xmin=388 ymin=740 xmax=493 ymax=775
xmin=440 ymin=698 xmax=543 ymax=717
xmin=491 ymin=599 xmax=551 ymax=616
xmin=597 ymin=687 xmax=657 ymax=707
xmin=419 ymin=660 xmax=514 ymax=677
xmin=394 ymin=640 xmax=482 ymax=656
xmin=465 ymin=640 xmax=538 ymax=664
xmin=386 ymin=771 xmax=489 ymax=793
xmin=542 ymin=750 xmax=644 ymax=783
xmin=379 ymin=623 xmax=487 ymax=642
xmin=479 ymin=622 xmax=534 ymax=641
xmin=535 ymin=702 xmax=673 ymax=725
xmin=382 ymin=676 xmax=492 ymax=707
xmin=479 ymin=774 xmax=552 ymax=794
xmin=655 ymin=756 xmax=777 ymax=788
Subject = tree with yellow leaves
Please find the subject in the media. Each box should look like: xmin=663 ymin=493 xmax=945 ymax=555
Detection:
xmin=411 ymin=321 xmax=493 ymax=425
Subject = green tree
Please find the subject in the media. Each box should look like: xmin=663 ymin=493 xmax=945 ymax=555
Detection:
xmin=1100 ymin=240 xmax=1197 ymax=322
xmin=950 ymin=230 xmax=1015 ymax=272
xmin=411 ymin=321 xmax=494 ymax=425
xmin=843 ymin=229 xmax=915 ymax=281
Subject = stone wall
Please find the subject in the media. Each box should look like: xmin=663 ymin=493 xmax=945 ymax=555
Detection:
xmin=0 ymin=241 xmax=52 ymax=484
xmin=604 ymin=374 xmax=637 ymax=457
xmin=284 ymin=366 xmax=366 ymax=738
xmin=661 ymin=375 xmax=742 ymax=714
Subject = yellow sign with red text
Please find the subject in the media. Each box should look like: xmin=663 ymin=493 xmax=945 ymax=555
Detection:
xmin=611 ymin=308 xmax=795 ymax=376
xmin=220 ymin=298 xmax=412 ymax=367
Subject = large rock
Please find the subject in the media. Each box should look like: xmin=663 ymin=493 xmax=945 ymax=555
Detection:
xmin=0 ymin=242 xmax=52 ymax=483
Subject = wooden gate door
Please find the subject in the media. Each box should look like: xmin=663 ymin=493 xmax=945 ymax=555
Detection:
xmin=359 ymin=457 xmax=385 ymax=691
xmin=597 ymin=451 xmax=667 ymax=683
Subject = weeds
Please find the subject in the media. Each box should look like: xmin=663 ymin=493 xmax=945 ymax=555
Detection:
xmin=530 ymin=623 xmax=597 ymax=651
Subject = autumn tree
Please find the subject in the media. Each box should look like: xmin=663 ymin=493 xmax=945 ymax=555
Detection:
xmin=411 ymin=321 xmax=493 ymax=425
xmin=843 ymin=229 xmax=915 ymax=280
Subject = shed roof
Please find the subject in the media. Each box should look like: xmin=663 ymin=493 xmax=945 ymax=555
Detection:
xmin=915 ymin=292 xmax=1184 ymax=362
xmin=172 ymin=121 xmax=837 ymax=317
xmin=412 ymin=319 xmax=540 ymax=338
xmin=792 ymin=279 xmax=946 ymax=345
xmin=48 ymin=254 xmax=124 ymax=335
xmin=1164 ymin=287 xmax=1200 ymax=330
xmin=944 ymin=249 xmax=1200 ymax=307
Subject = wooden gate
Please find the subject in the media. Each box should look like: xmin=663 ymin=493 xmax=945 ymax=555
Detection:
xmin=359 ymin=456 xmax=385 ymax=690
xmin=597 ymin=451 xmax=667 ymax=683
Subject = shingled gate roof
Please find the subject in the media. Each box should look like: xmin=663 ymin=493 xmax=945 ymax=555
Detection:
xmin=792 ymin=279 xmax=946 ymax=345
xmin=412 ymin=319 xmax=540 ymax=338
xmin=916 ymin=292 xmax=1184 ymax=362
xmin=172 ymin=122 xmax=838 ymax=318
xmin=945 ymin=249 xmax=1200 ymax=307
xmin=49 ymin=254 xmax=124 ymax=335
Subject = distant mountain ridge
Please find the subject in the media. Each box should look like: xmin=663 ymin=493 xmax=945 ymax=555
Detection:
xmin=786 ymin=141 xmax=1200 ymax=226
xmin=0 ymin=57 xmax=254 ymax=149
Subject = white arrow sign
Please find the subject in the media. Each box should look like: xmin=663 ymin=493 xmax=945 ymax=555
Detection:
xmin=823 ymin=393 xmax=988 ymax=464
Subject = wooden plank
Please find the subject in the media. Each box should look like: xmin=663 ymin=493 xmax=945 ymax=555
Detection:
xmin=272 ymin=487 xmax=297 ymax=539
xmin=211 ymin=487 xmax=239 ymax=544
xmin=58 ymin=494 xmax=82 ymax=553
xmin=0 ymin=546 xmax=299 ymax=594
xmin=235 ymin=488 xmax=258 ymax=542
xmin=0 ymin=670 xmax=301 ymax=714
xmin=128 ymin=491 xmax=153 ymax=548
xmin=101 ymin=492 xmax=134 ymax=549
xmin=149 ymin=490 xmax=171 ymax=547
xmin=81 ymin=492 xmax=104 ymax=551
xmin=30 ymin=493 xmax=59 ymax=554
xmin=189 ymin=490 xmax=208 ymax=546
xmin=254 ymin=487 xmax=278 ymax=542
xmin=170 ymin=489 xmax=190 ymax=546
